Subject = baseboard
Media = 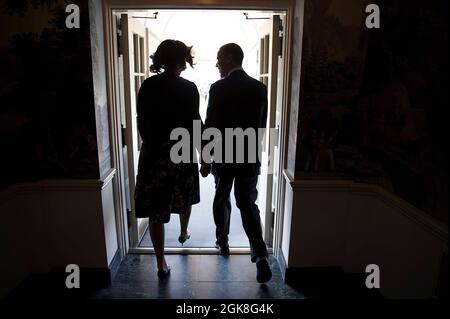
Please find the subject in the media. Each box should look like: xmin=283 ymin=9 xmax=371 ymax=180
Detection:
xmin=109 ymin=249 xmax=122 ymax=280
xmin=47 ymin=266 xmax=111 ymax=294
xmin=285 ymin=266 xmax=342 ymax=294
xmin=283 ymin=266 xmax=384 ymax=299
xmin=7 ymin=266 xmax=112 ymax=299
xmin=276 ymin=250 xmax=287 ymax=282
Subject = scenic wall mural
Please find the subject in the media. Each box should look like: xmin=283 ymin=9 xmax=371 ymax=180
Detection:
xmin=296 ymin=0 xmax=448 ymax=225
xmin=0 ymin=0 xmax=99 ymax=187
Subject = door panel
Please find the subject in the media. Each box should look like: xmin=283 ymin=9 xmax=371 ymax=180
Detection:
xmin=257 ymin=15 xmax=282 ymax=244
xmin=121 ymin=14 xmax=149 ymax=247
xmin=272 ymin=15 xmax=285 ymax=218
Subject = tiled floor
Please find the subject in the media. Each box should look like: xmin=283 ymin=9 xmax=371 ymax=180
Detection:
xmin=94 ymin=254 xmax=304 ymax=299
xmin=8 ymin=254 xmax=382 ymax=300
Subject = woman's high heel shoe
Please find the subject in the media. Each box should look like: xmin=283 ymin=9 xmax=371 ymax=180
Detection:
xmin=157 ymin=265 xmax=171 ymax=279
xmin=178 ymin=233 xmax=191 ymax=246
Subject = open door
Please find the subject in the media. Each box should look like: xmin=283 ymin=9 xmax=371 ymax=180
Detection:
xmin=257 ymin=15 xmax=283 ymax=244
xmin=120 ymin=14 xmax=149 ymax=247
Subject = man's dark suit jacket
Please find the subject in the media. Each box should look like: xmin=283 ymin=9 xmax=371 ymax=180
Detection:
xmin=204 ymin=69 xmax=268 ymax=177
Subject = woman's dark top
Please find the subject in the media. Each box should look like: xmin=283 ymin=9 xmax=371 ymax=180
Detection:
xmin=134 ymin=72 xmax=201 ymax=222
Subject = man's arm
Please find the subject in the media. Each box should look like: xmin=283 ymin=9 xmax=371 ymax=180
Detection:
xmin=200 ymin=83 xmax=218 ymax=177
xmin=259 ymin=84 xmax=268 ymax=129
xmin=204 ymin=83 xmax=218 ymax=130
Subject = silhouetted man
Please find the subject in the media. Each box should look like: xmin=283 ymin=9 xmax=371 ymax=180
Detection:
xmin=200 ymin=43 xmax=271 ymax=283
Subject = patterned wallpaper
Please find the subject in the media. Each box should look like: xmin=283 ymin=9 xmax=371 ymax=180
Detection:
xmin=0 ymin=0 xmax=100 ymax=187
xmin=296 ymin=0 xmax=448 ymax=224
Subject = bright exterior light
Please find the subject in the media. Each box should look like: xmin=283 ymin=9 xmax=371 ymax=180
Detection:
xmin=136 ymin=10 xmax=269 ymax=120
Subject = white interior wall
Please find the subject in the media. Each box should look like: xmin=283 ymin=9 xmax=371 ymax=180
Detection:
xmin=284 ymin=179 xmax=448 ymax=298
xmin=0 ymin=177 xmax=115 ymax=298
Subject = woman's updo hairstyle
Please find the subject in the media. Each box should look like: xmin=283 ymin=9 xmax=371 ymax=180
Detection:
xmin=150 ymin=39 xmax=194 ymax=73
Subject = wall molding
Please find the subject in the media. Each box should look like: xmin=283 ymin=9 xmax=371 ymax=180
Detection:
xmin=282 ymin=169 xmax=449 ymax=244
xmin=0 ymin=169 xmax=117 ymax=205
xmin=108 ymin=248 xmax=122 ymax=280
xmin=276 ymin=249 xmax=288 ymax=282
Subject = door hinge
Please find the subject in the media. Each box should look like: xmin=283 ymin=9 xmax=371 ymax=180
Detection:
xmin=127 ymin=209 xmax=133 ymax=228
xmin=121 ymin=124 xmax=126 ymax=148
xmin=116 ymin=15 xmax=123 ymax=57
xmin=278 ymin=25 xmax=284 ymax=57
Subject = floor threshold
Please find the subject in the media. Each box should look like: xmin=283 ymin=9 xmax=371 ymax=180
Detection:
xmin=128 ymin=247 xmax=273 ymax=255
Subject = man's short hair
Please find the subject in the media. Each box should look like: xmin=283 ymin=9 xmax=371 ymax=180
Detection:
xmin=220 ymin=43 xmax=244 ymax=65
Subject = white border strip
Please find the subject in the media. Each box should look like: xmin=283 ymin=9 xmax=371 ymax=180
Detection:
xmin=0 ymin=168 xmax=116 ymax=204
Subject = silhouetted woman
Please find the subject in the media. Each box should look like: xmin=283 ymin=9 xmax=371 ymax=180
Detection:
xmin=134 ymin=40 xmax=201 ymax=278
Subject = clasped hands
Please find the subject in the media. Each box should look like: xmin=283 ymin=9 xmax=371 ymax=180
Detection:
xmin=200 ymin=163 xmax=211 ymax=178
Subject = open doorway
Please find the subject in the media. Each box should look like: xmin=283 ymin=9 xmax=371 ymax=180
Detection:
xmin=109 ymin=7 xmax=290 ymax=255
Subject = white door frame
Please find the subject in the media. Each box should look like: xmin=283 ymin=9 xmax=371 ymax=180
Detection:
xmin=120 ymin=13 xmax=150 ymax=248
xmin=256 ymin=14 xmax=283 ymax=244
xmin=102 ymin=0 xmax=296 ymax=257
